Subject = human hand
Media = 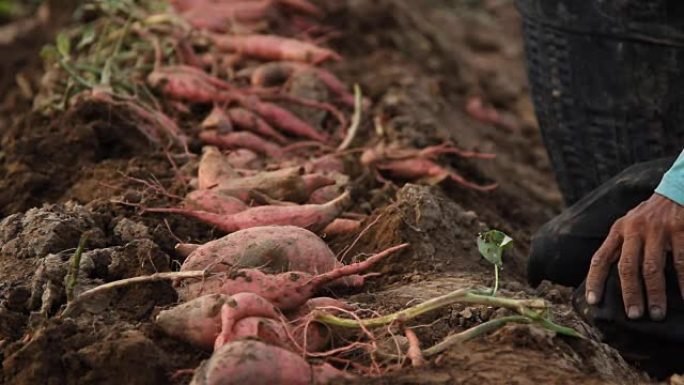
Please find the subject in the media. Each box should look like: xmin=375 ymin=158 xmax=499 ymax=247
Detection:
xmin=585 ymin=193 xmax=684 ymax=320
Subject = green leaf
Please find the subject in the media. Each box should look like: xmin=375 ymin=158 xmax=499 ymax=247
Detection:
xmin=477 ymin=230 xmax=513 ymax=267
xmin=40 ymin=45 xmax=59 ymax=62
xmin=77 ymin=25 xmax=96 ymax=50
xmin=56 ymin=32 xmax=71 ymax=58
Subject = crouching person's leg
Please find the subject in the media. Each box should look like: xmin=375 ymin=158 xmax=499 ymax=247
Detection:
xmin=528 ymin=156 xmax=684 ymax=377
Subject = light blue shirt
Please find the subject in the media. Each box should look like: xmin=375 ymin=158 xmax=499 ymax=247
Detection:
xmin=655 ymin=150 xmax=684 ymax=205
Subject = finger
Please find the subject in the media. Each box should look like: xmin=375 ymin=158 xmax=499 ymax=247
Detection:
xmin=642 ymin=232 xmax=667 ymax=321
xmin=585 ymin=230 xmax=621 ymax=305
xmin=672 ymin=232 xmax=684 ymax=300
xmin=618 ymin=234 xmax=644 ymax=319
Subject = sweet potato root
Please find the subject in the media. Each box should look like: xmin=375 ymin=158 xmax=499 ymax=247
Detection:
xmin=211 ymin=33 xmax=342 ymax=64
xmin=190 ymin=340 xmax=352 ymax=385
xmin=184 ymin=189 xmax=248 ymax=214
xmin=178 ymin=243 xmax=408 ymax=309
xmin=227 ymin=107 xmax=288 ymax=144
xmin=147 ymin=66 xmax=238 ymax=104
xmin=145 ymin=190 xmax=351 ymax=234
xmin=200 ymin=130 xmax=284 ymax=158
xmin=198 ymin=146 xmax=239 ymax=190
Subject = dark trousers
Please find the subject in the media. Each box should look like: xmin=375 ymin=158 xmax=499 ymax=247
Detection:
xmin=529 ymin=157 xmax=684 ymax=378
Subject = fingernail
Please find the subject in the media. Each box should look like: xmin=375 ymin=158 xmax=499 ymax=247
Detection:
xmin=650 ymin=306 xmax=665 ymax=321
xmin=587 ymin=291 xmax=598 ymax=305
xmin=627 ymin=306 xmax=642 ymax=319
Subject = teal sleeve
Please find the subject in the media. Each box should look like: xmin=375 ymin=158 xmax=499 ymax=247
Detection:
xmin=655 ymin=150 xmax=684 ymax=206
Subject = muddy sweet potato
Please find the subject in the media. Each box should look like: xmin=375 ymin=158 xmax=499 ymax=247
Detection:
xmin=182 ymin=225 xmax=340 ymax=273
xmin=180 ymin=1 xmax=271 ymax=31
xmin=210 ymin=166 xmax=334 ymax=203
xmin=201 ymin=106 xmax=233 ymax=132
xmin=251 ymin=61 xmax=356 ymax=106
xmin=156 ymin=292 xmax=280 ymax=350
xmin=200 ymin=130 xmax=285 ymax=158
xmin=226 ymin=149 xmax=263 ymax=169
xmin=145 ymin=190 xmax=351 ymax=234
xmin=321 ymin=218 xmax=361 ymax=236
xmin=178 ymin=243 xmax=409 ymax=309
xmin=376 ymin=158 xmax=497 ymax=191
xmin=238 ymin=95 xmax=328 ymax=142
xmin=184 ymin=189 xmax=248 ymax=214
xmin=211 ymin=33 xmax=342 ymax=64
xmin=198 ymin=146 xmax=239 ymax=190
xmin=227 ymin=107 xmax=289 ymax=144
xmin=190 ymin=340 xmax=352 ymax=385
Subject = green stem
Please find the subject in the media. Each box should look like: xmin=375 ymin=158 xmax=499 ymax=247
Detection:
xmin=65 ymin=235 xmax=88 ymax=302
xmin=423 ymin=315 xmax=530 ymax=356
xmin=314 ymin=289 xmax=548 ymax=329
xmin=492 ymin=264 xmax=499 ymax=296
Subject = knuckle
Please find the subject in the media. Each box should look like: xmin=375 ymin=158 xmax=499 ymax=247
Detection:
xmin=642 ymin=260 xmax=662 ymax=277
xmin=618 ymin=260 xmax=638 ymax=276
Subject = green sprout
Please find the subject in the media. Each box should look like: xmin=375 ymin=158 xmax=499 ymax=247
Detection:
xmin=477 ymin=229 xmax=513 ymax=296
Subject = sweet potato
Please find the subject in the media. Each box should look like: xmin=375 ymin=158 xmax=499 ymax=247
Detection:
xmin=198 ymin=146 xmax=239 ymax=190
xmin=190 ymin=340 xmax=352 ymax=385
xmin=147 ymin=66 xmax=238 ymax=104
xmin=210 ymin=33 xmax=342 ymax=64
xmin=182 ymin=226 xmax=339 ymax=273
xmin=307 ymin=185 xmax=341 ymax=204
xmin=251 ymin=62 xmax=355 ymax=106
xmin=238 ymin=95 xmax=328 ymax=142
xmin=201 ymin=106 xmax=233 ymax=133
xmin=376 ymin=158 xmax=498 ymax=191
xmin=226 ymin=107 xmax=288 ymax=144
xmin=200 ymin=130 xmax=284 ymax=158
xmin=181 ymin=1 xmax=272 ymax=31
xmin=185 ymin=189 xmax=248 ymax=214
xmin=276 ymin=0 xmax=323 ymax=18
xmin=156 ymin=292 xmax=280 ymax=350
xmin=146 ymin=190 xmax=351 ymax=234
xmin=226 ymin=149 xmax=262 ymax=169
xmin=321 ymin=218 xmax=361 ymax=236
xmin=213 ymin=166 xmax=334 ymax=203
xmin=178 ymin=243 xmax=409 ymax=309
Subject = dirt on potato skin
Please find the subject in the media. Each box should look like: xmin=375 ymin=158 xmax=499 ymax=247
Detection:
xmin=0 ymin=1 xmax=660 ymax=385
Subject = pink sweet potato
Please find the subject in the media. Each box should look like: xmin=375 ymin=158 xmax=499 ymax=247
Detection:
xmin=156 ymin=292 xmax=280 ymax=350
xmin=226 ymin=149 xmax=262 ymax=169
xmin=190 ymin=340 xmax=352 ymax=385
xmin=181 ymin=1 xmax=272 ymax=31
xmin=198 ymin=146 xmax=239 ymax=190
xmin=238 ymin=95 xmax=328 ymax=142
xmin=145 ymin=190 xmax=351 ymax=234
xmin=211 ymin=33 xmax=342 ymax=64
xmin=227 ymin=107 xmax=289 ymax=144
xmin=276 ymin=0 xmax=323 ymax=18
xmin=321 ymin=218 xmax=361 ymax=236
xmin=181 ymin=225 xmax=341 ymax=273
xmin=147 ymin=66 xmax=238 ymax=104
xmin=200 ymin=130 xmax=284 ymax=158
xmin=201 ymin=106 xmax=233 ymax=132
xmin=185 ymin=189 xmax=248 ymax=214
xmin=252 ymin=62 xmax=356 ymax=106
xmin=178 ymin=243 xmax=409 ymax=310
xmin=213 ymin=166 xmax=334 ymax=203
xmin=376 ymin=158 xmax=498 ymax=191
xmin=307 ymin=185 xmax=341 ymax=204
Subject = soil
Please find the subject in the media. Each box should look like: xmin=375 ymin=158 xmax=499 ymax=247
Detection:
xmin=0 ymin=0 xmax=668 ymax=384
